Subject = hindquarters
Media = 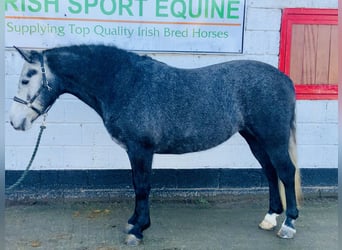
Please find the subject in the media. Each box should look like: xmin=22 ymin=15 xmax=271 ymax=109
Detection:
xmin=238 ymin=69 xmax=301 ymax=237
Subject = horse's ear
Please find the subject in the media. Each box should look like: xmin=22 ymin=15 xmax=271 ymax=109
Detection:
xmin=13 ymin=46 xmax=41 ymax=63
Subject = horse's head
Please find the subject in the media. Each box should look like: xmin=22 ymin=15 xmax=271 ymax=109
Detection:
xmin=9 ymin=47 xmax=56 ymax=131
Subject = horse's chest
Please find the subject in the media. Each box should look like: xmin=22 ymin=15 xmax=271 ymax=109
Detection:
xmin=110 ymin=135 xmax=127 ymax=150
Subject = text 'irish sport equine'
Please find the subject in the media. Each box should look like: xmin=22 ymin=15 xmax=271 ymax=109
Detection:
xmin=10 ymin=45 xmax=301 ymax=246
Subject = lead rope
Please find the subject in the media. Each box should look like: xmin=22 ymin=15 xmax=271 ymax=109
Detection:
xmin=6 ymin=116 xmax=47 ymax=191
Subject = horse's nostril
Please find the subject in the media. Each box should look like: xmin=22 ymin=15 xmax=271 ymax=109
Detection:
xmin=19 ymin=118 xmax=27 ymax=131
xmin=10 ymin=120 xmax=14 ymax=127
xmin=20 ymin=124 xmax=25 ymax=130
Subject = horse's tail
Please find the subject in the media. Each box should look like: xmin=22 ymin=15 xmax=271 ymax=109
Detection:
xmin=279 ymin=114 xmax=302 ymax=209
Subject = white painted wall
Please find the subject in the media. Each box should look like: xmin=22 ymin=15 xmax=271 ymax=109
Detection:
xmin=4 ymin=0 xmax=338 ymax=170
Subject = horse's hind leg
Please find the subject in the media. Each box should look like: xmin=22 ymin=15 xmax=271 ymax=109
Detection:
xmin=242 ymin=128 xmax=299 ymax=238
xmin=240 ymin=131 xmax=283 ymax=230
xmin=125 ymin=143 xmax=153 ymax=246
xmin=266 ymin=146 xmax=299 ymax=238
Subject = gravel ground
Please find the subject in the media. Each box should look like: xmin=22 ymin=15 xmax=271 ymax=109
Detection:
xmin=5 ymin=193 xmax=338 ymax=250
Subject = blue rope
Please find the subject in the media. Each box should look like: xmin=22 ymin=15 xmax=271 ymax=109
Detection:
xmin=6 ymin=124 xmax=46 ymax=191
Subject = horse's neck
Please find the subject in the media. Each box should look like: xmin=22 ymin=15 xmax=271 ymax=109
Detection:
xmin=54 ymin=65 xmax=108 ymax=117
xmin=69 ymin=85 xmax=104 ymax=116
xmin=47 ymin=46 xmax=141 ymax=119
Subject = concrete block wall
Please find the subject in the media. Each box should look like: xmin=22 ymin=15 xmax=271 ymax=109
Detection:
xmin=4 ymin=0 xmax=338 ymax=171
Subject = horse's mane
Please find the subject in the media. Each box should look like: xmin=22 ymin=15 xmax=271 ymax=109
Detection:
xmin=44 ymin=44 xmax=157 ymax=81
xmin=46 ymin=44 xmax=152 ymax=64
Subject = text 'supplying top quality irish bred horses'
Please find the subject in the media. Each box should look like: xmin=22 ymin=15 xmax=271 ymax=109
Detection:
xmin=9 ymin=45 xmax=301 ymax=246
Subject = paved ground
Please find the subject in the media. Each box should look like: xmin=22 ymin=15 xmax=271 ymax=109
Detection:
xmin=5 ymin=193 xmax=338 ymax=250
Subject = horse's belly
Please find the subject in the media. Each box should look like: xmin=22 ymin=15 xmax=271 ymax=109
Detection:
xmin=154 ymin=130 xmax=235 ymax=154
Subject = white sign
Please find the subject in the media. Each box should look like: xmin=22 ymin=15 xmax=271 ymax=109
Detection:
xmin=5 ymin=0 xmax=245 ymax=53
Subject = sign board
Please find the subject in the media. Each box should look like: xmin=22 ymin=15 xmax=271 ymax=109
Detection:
xmin=5 ymin=0 xmax=245 ymax=53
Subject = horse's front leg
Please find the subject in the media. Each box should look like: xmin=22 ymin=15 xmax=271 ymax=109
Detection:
xmin=125 ymin=143 xmax=153 ymax=246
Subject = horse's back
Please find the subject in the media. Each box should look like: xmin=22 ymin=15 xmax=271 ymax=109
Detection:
xmin=148 ymin=59 xmax=295 ymax=107
xmin=152 ymin=59 xmax=296 ymax=129
xmin=198 ymin=60 xmax=294 ymax=98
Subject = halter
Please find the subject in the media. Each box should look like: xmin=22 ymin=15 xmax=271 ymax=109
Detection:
xmin=13 ymin=53 xmax=52 ymax=116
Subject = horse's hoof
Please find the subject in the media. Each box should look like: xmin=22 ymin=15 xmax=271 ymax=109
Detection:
xmin=125 ymin=223 xmax=134 ymax=234
xmin=277 ymin=222 xmax=296 ymax=239
xmin=259 ymin=213 xmax=279 ymax=231
xmin=125 ymin=234 xmax=142 ymax=246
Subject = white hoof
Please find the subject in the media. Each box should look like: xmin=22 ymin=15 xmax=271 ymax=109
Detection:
xmin=277 ymin=221 xmax=296 ymax=239
xmin=125 ymin=234 xmax=142 ymax=246
xmin=125 ymin=223 xmax=134 ymax=234
xmin=259 ymin=213 xmax=279 ymax=231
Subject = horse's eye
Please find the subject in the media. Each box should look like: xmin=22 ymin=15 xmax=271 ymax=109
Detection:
xmin=26 ymin=69 xmax=38 ymax=78
xmin=22 ymin=80 xmax=29 ymax=85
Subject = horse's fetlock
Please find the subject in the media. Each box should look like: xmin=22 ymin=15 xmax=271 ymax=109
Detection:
xmin=128 ymin=226 xmax=143 ymax=239
xmin=125 ymin=223 xmax=134 ymax=234
xmin=141 ymin=220 xmax=151 ymax=231
xmin=286 ymin=208 xmax=299 ymax=220
xmin=284 ymin=217 xmax=296 ymax=229
xmin=136 ymin=216 xmax=151 ymax=231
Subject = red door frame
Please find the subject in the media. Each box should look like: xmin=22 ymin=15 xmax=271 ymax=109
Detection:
xmin=279 ymin=8 xmax=338 ymax=100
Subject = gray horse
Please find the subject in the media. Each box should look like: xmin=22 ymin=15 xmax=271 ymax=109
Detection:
xmin=9 ymin=45 xmax=301 ymax=246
